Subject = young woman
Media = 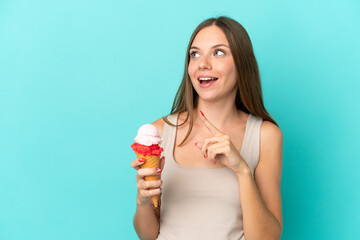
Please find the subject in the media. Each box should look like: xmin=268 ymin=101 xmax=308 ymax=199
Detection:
xmin=131 ymin=16 xmax=283 ymax=240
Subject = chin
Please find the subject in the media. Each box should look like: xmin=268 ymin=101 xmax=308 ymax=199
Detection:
xmin=197 ymin=94 xmax=219 ymax=101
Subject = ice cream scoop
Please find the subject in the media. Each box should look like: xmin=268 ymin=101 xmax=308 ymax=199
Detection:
xmin=134 ymin=124 xmax=162 ymax=146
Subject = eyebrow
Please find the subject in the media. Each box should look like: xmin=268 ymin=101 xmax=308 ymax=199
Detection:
xmin=190 ymin=44 xmax=230 ymax=50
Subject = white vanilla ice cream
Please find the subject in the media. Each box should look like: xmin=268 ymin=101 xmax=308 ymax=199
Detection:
xmin=134 ymin=124 xmax=162 ymax=146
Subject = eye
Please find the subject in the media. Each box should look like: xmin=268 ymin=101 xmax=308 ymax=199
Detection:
xmin=190 ymin=51 xmax=199 ymax=58
xmin=214 ymin=48 xmax=225 ymax=56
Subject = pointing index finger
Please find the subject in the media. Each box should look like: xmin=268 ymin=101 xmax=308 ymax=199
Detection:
xmin=199 ymin=111 xmax=223 ymax=136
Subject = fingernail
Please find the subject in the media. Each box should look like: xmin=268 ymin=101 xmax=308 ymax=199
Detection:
xmin=200 ymin=111 xmax=204 ymax=117
xmin=203 ymin=155 xmax=206 ymax=158
xmin=195 ymin=142 xmax=198 ymax=146
xmin=160 ymin=187 xmax=162 ymax=191
xmin=139 ymin=158 xmax=145 ymax=163
xmin=161 ymin=156 xmax=165 ymax=160
xmin=156 ymin=169 xmax=162 ymax=173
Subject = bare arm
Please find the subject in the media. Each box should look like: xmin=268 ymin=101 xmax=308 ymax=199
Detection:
xmin=131 ymin=158 xmax=164 ymax=240
xmin=133 ymin=199 xmax=160 ymax=240
xmin=132 ymin=118 xmax=165 ymax=240
xmin=237 ymin=121 xmax=283 ymax=240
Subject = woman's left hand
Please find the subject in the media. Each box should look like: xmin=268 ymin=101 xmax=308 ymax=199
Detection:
xmin=195 ymin=111 xmax=250 ymax=174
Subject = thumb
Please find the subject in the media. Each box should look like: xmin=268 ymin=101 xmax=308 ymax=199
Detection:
xmin=160 ymin=156 xmax=165 ymax=170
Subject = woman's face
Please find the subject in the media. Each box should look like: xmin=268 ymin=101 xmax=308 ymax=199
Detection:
xmin=188 ymin=25 xmax=238 ymax=102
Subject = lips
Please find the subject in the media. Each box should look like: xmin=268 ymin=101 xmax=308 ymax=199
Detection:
xmin=197 ymin=75 xmax=218 ymax=79
xmin=198 ymin=78 xmax=218 ymax=88
xmin=197 ymin=76 xmax=219 ymax=84
xmin=200 ymin=79 xmax=217 ymax=84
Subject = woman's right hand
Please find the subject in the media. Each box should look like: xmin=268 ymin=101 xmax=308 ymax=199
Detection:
xmin=131 ymin=156 xmax=165 ymax=205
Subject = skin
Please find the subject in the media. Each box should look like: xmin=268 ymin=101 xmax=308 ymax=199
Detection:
xmin=131 ymin=156 xmax=165 ymax=240
xmin=131 ymin=25 xmax=283 ymax=240
xmin=188 ymin=25 xmax=239 ymax=125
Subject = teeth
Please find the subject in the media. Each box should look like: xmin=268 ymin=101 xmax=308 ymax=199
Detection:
xmin=199 ymin=77 xmax=217 ymax=81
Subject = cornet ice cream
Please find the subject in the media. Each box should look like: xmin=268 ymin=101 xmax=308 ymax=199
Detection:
xmin=131 ymin=124 xmax=163 ymax=207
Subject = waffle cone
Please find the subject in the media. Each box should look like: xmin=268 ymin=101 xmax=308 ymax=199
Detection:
xmin=135 ymin=152 xmax=160 ymax=208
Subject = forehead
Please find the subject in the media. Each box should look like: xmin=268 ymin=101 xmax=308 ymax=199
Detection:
xmin=191 ymin=25 xmax=229 ymax=48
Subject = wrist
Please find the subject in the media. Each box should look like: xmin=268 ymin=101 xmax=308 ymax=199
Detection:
xmin=234 ymin=165 xmax=251 ymax=179
xmin=136 ymin=196 xmax=151 ymax=206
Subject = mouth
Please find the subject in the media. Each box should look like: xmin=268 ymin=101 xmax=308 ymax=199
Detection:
xmin=198 ymin=77 xmax=219 ymax=84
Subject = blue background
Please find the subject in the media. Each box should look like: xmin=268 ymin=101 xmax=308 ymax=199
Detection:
xmin=1 ymin=0 xmax=359 ymax=239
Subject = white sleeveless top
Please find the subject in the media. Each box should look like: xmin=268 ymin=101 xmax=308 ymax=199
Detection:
xmin=156 ymin=113 xmax=263 ymax=240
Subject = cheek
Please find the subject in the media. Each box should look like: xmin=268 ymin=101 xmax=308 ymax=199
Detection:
xmin=221 ymin=62 xmax=237 ymax=81
xmin=188 ymin=64 xmax=196 ymax=81
xmin=188 ymin=63 xmax=194 ymax=74
xmin=229 ymin=66 xmax=237 ymax=80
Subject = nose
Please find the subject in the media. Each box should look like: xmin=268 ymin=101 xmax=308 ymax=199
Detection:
xmin=198 ymin=55 xmax=212 ymax=70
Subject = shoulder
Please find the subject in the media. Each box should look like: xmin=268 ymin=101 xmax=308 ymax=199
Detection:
xmin=258 ymin=120 xmax=283 ymax=169
xmin=152 ymin=112 xmax=182 ymax=137
xmin=152 ymin=117 xmax=166 ymax=137
xmin=260 ymin=120 xmax=283 ymax=146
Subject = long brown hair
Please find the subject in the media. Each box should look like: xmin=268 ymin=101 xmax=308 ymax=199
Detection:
xmin=163 ymin=16 xmax=278 ymax=146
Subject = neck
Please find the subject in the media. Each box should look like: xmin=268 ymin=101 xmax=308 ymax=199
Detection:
xmin=194 ymin=98 xmax=241 ymax=129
